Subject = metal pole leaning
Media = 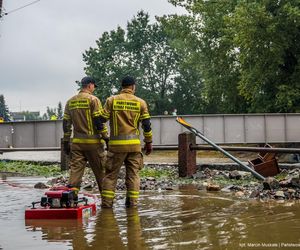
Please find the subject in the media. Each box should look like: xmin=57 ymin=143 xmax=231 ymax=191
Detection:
xmin=176 ymin=117 xmax=265 ymax=181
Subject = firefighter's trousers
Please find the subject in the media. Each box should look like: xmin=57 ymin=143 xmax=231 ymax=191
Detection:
xmin=101 ymin=151 xmax=143 ymax=208
xmin=68 ymin=144 xmax=106 ymax=192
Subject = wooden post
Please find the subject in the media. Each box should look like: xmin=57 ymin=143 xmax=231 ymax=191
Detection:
xmin=60 ymin=138 xmax=69 ymax=171
xmin=178 ymin=132 xmax=196 ymax=177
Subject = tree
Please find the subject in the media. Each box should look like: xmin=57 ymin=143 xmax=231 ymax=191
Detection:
xmin=166 ymin=0 xmax=248 ymax=113
xmin=228 ymin=0 xmax=300 ymax=112
xmin=42 ymin=102 xmax=63 ymax=120
xmin=83 ymin=11 xmax=181 ymax=115
xmin=0 ymin=94 xmax=10 ymax=121
xmin=57 ymin=102 xmax=63 ymax=119
xmin=168 ymin=0 xmax=300 ymax=113
xmin=159 ymin=15 xmax=206 ymax=114
xmin=22 ymin=111 xmax=41 ymax=121
xmin=42 ymin=106 xmax=56 ymax=120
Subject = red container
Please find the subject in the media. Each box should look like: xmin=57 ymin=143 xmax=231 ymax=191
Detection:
xmin=25 ymin=203 xmax=96 ymax=220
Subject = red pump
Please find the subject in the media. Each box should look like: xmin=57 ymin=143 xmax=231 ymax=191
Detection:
xmin=25 ymin=186 xmax=96 ymax=220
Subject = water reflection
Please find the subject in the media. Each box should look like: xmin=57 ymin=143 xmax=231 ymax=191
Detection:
xmin=2 ymin=177 xmax=300 ymax=250
xmin=126 ymin=208 xmax=148 ymax=249
xmin=76 ymin=209 xmax=125 ymax=250
xmin=25 ymin=219 xmax=82 ymax=243
xmin=25 ymin=207 xmax=148 ymax=250
xmin=25 ymin=192 xmax=300 ymax=250
xmin=140 ymin=189 xmax=236 ymax=249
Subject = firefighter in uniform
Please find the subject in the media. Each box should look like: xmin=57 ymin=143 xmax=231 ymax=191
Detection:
xmin=99 ymin=76 xmax=152 ymax=208
xmin=63 ymin=76 xmax=108 ymax=192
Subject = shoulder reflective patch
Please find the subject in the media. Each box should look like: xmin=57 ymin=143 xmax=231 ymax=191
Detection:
xmin=63 ymin=113 xmax=70 ymax=120
xmin=140 ymin=114 xmax=151 ymax=120
xmin=69 ymin=99 xmax=90 ymax=110
xmin=113 ymin=100 xmax=140 ymax=112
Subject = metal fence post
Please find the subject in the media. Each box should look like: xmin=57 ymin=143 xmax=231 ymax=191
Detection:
xmin=178 ymin=132 xmax=196 ymax=177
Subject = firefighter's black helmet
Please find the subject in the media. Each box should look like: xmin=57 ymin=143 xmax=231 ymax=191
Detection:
xmin=121 ymin=76 xmax=136 ymax=87
xmin=81 ymin=76 xmax=98 ymax=87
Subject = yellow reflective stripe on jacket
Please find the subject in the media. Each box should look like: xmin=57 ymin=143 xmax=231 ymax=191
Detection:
xmin=102 ymin=190 xmax=115 ymax=199
xmin=92 ymin=111 xmax=102 ymax=117
xmin=72 ymin=138 xmax=104 ymax=144
xmin=99 ymin=126 xmax=108 ymax=133
xmin=127 ymin=191 xmax=139 ymax=198
xmin=110 ymin=134 xmax=139 ymax=140
xmin=63 ymin=113 xmax=70 ymax=120
xmin=134 ymin=113 xmax=140 ymax=133
xmin=140 ymin=114 xmax=151 ymax=120
xmin=113 ymin=100 xmax=140 ymax=112
xmin=109 ymin=139 xmax=140 ymax=145
xmin=86 ymin=109 xmax=93 ymax=135
xmin=101 ymin=110 xmax=110 ymax=119
xmin=143 ymin=131 xmax=152 ymax=137
xmin=113 ymin=111 xmax=118 ymax=135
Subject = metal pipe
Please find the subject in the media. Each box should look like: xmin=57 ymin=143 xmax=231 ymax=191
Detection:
xmin=191 ymin=134 xmax=265 ymax=180
xmin=176 ymin=117 xmax=265 ymax=180
xmin=190 ymin=145 xmax=300 ymax=154
xmin=1 ymin=145 xmax=299 ymax=153
xmin=0 ymin=147 xmax=60 ymax=152
xmin=0 ymin=146 xmax=177 ymax=152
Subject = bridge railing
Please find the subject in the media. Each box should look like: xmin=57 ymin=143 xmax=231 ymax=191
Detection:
xmin=1 ymin=113 xmax=300 ymax=148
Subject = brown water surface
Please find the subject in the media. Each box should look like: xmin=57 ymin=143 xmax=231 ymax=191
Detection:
xmin=0 ymin=176 xmax=300 ymax=250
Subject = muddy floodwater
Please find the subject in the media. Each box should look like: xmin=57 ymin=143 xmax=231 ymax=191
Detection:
xmin=0 ymin=176 xmax=300 ymax=250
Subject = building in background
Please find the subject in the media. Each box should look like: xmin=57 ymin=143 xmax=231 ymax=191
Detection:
xmin=10 ymin=111 xmax=40 ymax=121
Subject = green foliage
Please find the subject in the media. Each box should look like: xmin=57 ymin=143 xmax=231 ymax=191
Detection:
xmin=22 ymin=111 xmax=41 ymax=121
xmin=230 ymin=0 xmax=300 ymax=112
xmin=0 ymin=94 xmax=10 ymax=121
xmin=0 ymin=161 xmax=62 ymax=177
xmin=140 ymin=167 xmax=176 ymax=179
xmin=274 ymin=170 xmax=289 ymax=181
xmin=83 ymin=11 xmax=183 ymax=115
xmin=211 ymin=175 xmax=258 ymax=188
xmin=165 ymin=0 xmax=248 ymax=113
xmin=159 ymin=15 xmax=207 ymax=114
xmin=42 ymin=102 xmax=63 ymax=120
xmin=167 ymin=0 xmax=300 ymax=113
xmin=83 ymin=1 xmax=300 ymax=114
xmin=57 ymin=102 xmax=63 ymax=119
xmin=46 ymin=106 xmax=56 ymax=119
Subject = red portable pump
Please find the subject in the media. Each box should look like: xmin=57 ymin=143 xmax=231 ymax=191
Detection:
xmin=25 ymin=186 xmax=97 ymax=220
xmin=39 ymin=186 xmax=80 ymax=208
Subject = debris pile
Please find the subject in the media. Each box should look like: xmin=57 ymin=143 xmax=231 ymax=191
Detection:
xmin=44 ymin=165 xmax=300 ymax=201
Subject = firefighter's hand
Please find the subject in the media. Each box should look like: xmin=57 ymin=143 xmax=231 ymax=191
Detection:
xmin=63 ymin=141 xmax=71 ymax=155
xmin=144 ymin=142 xmax=152 ymax=155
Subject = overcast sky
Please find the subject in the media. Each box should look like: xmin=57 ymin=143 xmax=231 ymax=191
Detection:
xmin=0 ymin=0 xmax=184 ymax=115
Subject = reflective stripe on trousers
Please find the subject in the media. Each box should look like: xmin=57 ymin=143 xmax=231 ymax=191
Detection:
xmin=102 ymin=190 xmax=115 ymax=199
xmin=126 ymin=190 xmax=139 ymax=199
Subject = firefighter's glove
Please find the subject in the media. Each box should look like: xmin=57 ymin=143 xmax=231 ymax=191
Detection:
xmin=144 ymin=142 xmax=152 ymax=155
xmin=63 ymin=141 xmax=71 ymax=155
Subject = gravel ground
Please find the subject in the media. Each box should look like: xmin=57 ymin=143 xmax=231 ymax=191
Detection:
xmin=2 ymin=150 xmax=300 ymax=201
